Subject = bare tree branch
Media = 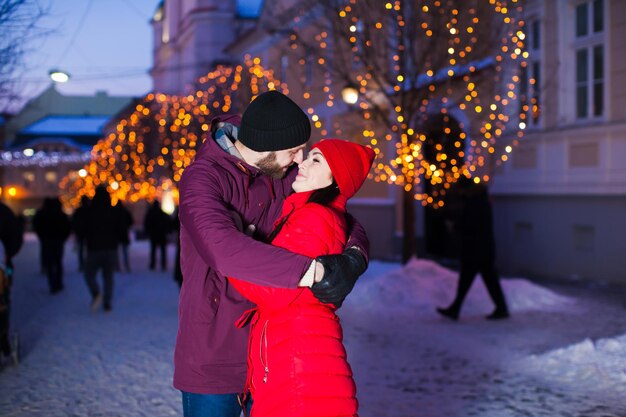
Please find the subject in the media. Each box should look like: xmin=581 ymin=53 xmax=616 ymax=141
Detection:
xmin=0 ymin=0 xmax=48 ymax=111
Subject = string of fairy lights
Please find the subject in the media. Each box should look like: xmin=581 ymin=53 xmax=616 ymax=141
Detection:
xmin=58 ymin=0 xmax=529 ymax=209
xmin=282 ymin=0 xmax=527 ymax=207
xmin=59 ymin=57 xmax=285 ymax=207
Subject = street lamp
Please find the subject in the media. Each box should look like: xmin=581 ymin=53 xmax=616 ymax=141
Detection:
xmin=341 ymin=84 xmax=359 ymax=105
xmin=49 ymin=69 xmax=70 ymax=83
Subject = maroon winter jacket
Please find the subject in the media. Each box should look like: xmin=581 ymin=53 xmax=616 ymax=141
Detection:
xmin=173 ymin=115 xmax=369 ymax=394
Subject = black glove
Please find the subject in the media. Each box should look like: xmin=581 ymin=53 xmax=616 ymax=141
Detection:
xmin=310 ymin=248 xmax=367 ymax=308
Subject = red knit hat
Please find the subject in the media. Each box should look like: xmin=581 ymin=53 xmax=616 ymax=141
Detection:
xmin=311 ymin=138 xmax=376 ymax=199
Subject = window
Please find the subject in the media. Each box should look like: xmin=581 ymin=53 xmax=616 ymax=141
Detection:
xmin=574 ymin=0 xmax=604 ymax=119
xmin=519 ymin=18 xmax=541 ymax=126
xmin=45 ymin=171 xmax=57 ymax=183
xmin=569 ymin=142 xmax=599 ymax=167
xmin=23 ymin=171 xmax=35 ymax=188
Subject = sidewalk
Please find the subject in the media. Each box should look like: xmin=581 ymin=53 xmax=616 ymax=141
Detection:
xmin=2 ymin=235 xmax=181 ymax=416
xmin=1 ymin=235 xmax=625 ymax=417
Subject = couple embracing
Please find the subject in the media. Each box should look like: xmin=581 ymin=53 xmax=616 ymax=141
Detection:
xmin=175 ymin=90 xmax=374 ymax=417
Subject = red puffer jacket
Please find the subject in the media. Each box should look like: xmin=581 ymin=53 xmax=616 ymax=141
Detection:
xmin=229 ymin=191 xmax=358 ymax=417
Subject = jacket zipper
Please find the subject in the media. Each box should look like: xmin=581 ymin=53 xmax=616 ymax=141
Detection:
xmin=260 ymin=319 xmax=269 ymax=383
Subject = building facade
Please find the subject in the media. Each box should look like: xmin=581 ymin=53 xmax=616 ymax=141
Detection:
xmin=0 ymin=84 xmax=133 ymax=216
xmin=491 ymin=0 xmax=626 ymax=282
xmin=150 ymin=0 xmax=259 ymax=95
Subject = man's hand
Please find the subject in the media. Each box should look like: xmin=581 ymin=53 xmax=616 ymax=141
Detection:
xmin=310 ymin=248 xmax=367 ymax=308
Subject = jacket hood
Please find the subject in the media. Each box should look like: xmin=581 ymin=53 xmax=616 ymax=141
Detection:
xmin=195 ymin=114 xmax=267 ymax=178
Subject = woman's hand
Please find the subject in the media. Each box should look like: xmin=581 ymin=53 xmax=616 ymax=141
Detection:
xmin=297 ymin=260 xmax=326 ymax=287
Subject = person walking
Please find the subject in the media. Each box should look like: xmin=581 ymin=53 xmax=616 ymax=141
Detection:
xmin=0 ymin=202 xmax=24 ymax=366
xmin=174 ymin=90 xmax=370 ymax=417
xmin=143 ymin=201 xmax=170 ymax=271
xmin=33 ymin=197 xmax=71 ymax=294
xmin=114 ymin=201 xmax=133 ymax=272
xmin=81 ymin=186 xmax=122 ymax=312
xmin=171 ymin=207 xmax=182 ymax=288
xmin=437 ymin=176 xmax=509 ymax=320
xmin=71 ymin=195 xmax=90 ymax=271
xmin=229 ymin=139 xmax=375 ymax=417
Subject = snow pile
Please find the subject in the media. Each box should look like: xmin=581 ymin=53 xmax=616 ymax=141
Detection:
xmin=350 ymin=258 xmax=575 ymax=316
xmin=521 ymin=333 xmax=626 ymax=396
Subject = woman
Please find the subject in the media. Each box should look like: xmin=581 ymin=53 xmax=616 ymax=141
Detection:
xmin=229 ymin=139 xmax=375 ymax=417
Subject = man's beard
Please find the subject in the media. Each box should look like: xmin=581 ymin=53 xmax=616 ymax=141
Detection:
xmin=257 ymin=152 xmax=287 ymax=179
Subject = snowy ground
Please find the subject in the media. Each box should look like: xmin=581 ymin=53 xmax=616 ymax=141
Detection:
xmin=1 ymin=234 xmax=625 ymax=417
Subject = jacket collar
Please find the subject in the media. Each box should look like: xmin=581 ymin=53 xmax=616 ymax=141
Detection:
xmin=197 ymin=127 xmax=266 ymax=178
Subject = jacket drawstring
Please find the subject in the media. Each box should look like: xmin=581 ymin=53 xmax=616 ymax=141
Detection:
xmin=235 ymin=162 xmax=280 ymax=210
xmin=235 ymin=307 xmax=259 ymax=329
xmin=235 ymin=162 xmax=251 ymax=209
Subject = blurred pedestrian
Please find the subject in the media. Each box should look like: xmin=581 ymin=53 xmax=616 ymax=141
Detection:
xmin=172 ymin=207 xmax=182 ymax=288
xmin=143 ymin=201 xmax=171 ymax=271
xmin=114 ymin=201 xmax=133 ymax=273
xmin=0 ymin=202 xmax=24 ymax=366
xmin=437 ymin=177 xmax=509 ymax=320
xmin=71 ymin=195 xmax=90 ymax=271
xmin=81 ymin=186 xmax=122 ymax=312
xmin=33 ymin=197 xmax=71 ymax=294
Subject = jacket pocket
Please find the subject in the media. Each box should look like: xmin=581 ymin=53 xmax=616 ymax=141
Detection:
xmin=191 ymin=271 xmax=222 ymax=324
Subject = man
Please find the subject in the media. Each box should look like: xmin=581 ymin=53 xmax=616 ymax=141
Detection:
xmin=113 ymin=201 xmax=133 ymax=272
xmin=33 ymin=197 xmax=71 ymax=294
xmin=81 ymin=186 xmax=122 ymax=312
xmin=71 ymin=195 xmax=90 ymax=271
xmin=143 ymin=200 xmax=170 ymax=271
xmin=175 ymin=90 xmax=369 ymax=416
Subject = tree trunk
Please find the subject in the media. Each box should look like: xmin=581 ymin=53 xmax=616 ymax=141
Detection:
xmin=402 ymin=187 xmax=417 ymax=263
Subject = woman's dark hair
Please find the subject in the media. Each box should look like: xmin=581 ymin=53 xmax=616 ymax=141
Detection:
xmin=267 ymin=181 xmax=340 ymax=243
xmin=307 ymin=181 xmax=340 ymax=206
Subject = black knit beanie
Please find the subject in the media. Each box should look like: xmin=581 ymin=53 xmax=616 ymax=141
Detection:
xmin=239 ymin=91 xmax=311 ymax=152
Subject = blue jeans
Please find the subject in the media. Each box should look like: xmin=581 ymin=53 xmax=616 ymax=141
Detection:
xmin=181 ymin=392 xmax=251 ymax=417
